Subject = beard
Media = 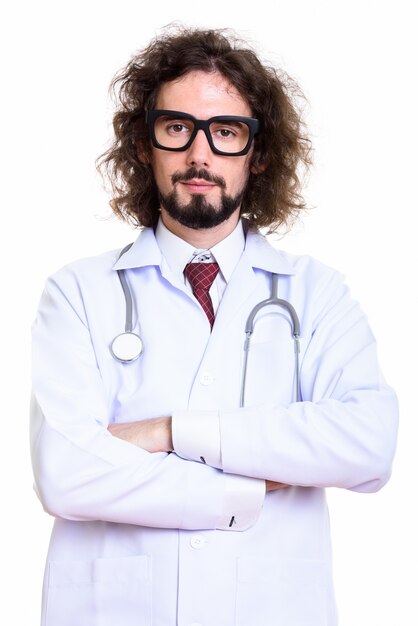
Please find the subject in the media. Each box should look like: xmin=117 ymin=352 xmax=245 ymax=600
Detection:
xmin=158 ymin=167 xmax=246 ymax=229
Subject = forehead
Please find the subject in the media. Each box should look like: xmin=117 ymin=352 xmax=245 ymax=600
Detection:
xmin=155 ymin=70 xmax=252 ymax=118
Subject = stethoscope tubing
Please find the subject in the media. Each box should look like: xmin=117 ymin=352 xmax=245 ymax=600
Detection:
xmin=240 ymin=274 xmax=301 ymax=406
xmin=117 ymin=243 xmax=135 ymax=333
xmin=111 ymin=243 xmax=144 ymax=363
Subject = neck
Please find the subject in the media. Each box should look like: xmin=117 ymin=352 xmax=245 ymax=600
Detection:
xmin=160 ymin=209 xmax=241 ymax=248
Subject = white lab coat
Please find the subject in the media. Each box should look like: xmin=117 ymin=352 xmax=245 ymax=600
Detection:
xmin=30 ymin=225 xmax=398 ymax=626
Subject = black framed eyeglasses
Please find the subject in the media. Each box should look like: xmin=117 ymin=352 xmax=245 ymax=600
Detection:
xmin=146 ymin=109 xmax=259 ymax=156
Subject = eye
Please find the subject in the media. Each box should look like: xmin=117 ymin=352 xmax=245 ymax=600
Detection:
xmin=218 ymin=128 xmax=236 ymax=138
xmin=167 ymin=122 xmax=189 ymax=134
xmin=211 ymin=121 xmax=245 ymax=141
xmin=161 ymin=119 xmax=194 ymax=136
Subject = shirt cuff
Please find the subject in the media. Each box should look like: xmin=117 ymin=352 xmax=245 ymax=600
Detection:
xmin=217 ymin=473 xmax=265 ymax=531
xmin=172 ymin=410 xmax=265 ymax=531
xmin=172 ymin=410 xmax=222 ymax=468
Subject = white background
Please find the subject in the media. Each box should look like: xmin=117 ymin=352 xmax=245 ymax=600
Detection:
xmin=1 ymin=1 xmax=416 ymax=624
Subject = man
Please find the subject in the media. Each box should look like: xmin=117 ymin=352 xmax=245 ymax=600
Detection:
xmin=31 ymin=27 xmax=398 ymax=626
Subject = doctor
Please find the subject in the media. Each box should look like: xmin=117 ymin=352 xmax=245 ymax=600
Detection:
xmin=31 ymin=27 xmax=398 ymax=626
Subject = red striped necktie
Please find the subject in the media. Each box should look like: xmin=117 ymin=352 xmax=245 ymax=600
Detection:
xmin=184 ymin=262 xmax=220 ymax=329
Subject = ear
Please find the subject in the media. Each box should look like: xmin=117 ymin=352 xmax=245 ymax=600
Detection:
xmin=136 ymin=140 xmax=151 ymax=165
xmin=250 ymin=161 xmax=266 ymax=174
xmin=249 ymin=150 xmax=267 ymax=175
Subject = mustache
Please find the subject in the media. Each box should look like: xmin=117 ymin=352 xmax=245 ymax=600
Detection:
xmin=171 ymin=167 xmax=226 ymax=190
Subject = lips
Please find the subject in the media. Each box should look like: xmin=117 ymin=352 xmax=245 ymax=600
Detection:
xmin=181 ymin=179 xmax=217 ymax=193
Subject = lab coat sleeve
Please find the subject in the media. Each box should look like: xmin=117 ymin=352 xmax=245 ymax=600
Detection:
xmin=30 ymin=270 xmax=264 ymax=531
xmin=173 ymin=267 xmax=399 ymax=492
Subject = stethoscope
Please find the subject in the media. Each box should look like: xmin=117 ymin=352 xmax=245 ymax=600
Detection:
xmin=110 ymin=244 xmax=301 ymax=406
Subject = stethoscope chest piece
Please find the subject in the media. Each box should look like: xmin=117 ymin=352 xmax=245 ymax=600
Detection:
xmin=111 ymin=332 xmax=143 ymax=363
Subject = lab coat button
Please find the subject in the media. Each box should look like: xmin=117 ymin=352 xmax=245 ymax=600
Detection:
xmin=190 ymin=535 xmax=205 ymax=549
xmin=200 ymin=372 xmax=214 ymax=385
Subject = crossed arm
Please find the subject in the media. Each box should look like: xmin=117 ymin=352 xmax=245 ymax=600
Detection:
xmin=108 ymin=416 xmax=288 ymax=492
xmin=31 ymin=266 xmax=398 ymax=531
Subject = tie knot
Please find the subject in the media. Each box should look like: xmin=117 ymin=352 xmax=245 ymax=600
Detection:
xmin=184 ymin=262 xmax=220 ymax=293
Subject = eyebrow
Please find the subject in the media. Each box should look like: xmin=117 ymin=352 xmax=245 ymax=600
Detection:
xmin=156 ymin=111 xmax=251 ymax=122
xmin=211 ymin=119 xmax=246 ymax=127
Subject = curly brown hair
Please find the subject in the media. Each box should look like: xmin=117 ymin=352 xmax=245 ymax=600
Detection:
xmin=98 ymin=26 xmax=312 ymax=232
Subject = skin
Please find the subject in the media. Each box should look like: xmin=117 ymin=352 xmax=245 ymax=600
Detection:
xmin=108 ymin=71 xmax=287 ymax=492
xmin=152 ymin=70 xmax=255 ymax=246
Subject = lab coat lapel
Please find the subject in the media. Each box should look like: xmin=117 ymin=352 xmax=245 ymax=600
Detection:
xmin=212 ymin=229 xmax=296 ymax=336
xmin=212 ymin=255 xmax=258 ymax=335
xmin=112 ymin=228 xmax=161 ymax=271
xmin=112 ymin=227 xmax=190 ymax=295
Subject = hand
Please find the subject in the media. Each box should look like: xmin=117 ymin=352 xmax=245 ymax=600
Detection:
xmin=108 ymin=416 xmax=173 ymax=453
xmin=265 ymin=480 xmax=291 ymax=492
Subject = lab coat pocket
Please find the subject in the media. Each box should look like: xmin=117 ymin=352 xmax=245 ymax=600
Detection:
xmin=235 ymin=557 xmax=327 ymax=626
xmin=44 ymin=554 xmax=152 ymax=626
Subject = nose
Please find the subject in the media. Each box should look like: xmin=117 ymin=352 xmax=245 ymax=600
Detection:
xmin=186 ymin=129 xmax=212 ymax=168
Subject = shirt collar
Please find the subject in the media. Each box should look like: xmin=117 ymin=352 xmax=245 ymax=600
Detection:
xmin=112 ymin=219 xmax=296 ymax=277
xmin=154 ymin=218 xmax=246 ymax=283
xmin=154 ymin=218 xmax=197 ymax=279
